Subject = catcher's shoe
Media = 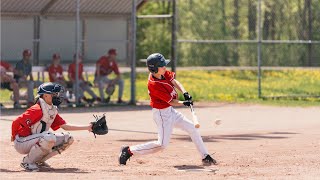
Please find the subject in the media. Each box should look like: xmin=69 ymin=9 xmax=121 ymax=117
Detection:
xmin=36 ymin=161 xmax=51 ymax=168
xmin=202 ymin=154 xmax=217 ymax=166
xmin=119 ymin=146 xmax=132 ymax=165
xmin=20 ymin=162 xmax=39 ymax=172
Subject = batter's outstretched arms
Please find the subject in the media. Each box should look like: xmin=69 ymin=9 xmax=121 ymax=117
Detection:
xmin=170 ymin=79 xmax=193 ymax=106
xmin=171 ymin=79 xmax=193 ymax=100
xmin=171 ymin=79 xmax=187 ymax=94
xmin=169 ymin=99 xmax=193 ymax=107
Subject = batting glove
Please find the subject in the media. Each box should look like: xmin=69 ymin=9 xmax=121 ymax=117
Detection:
xmin=183 ymin=92 xmax=192 ymax=101
xmin=183 ymin=100 xmax=193 ymax=107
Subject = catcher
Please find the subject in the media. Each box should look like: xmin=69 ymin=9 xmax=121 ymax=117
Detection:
xmin=11 ymin=82 xmax=108 ymax=171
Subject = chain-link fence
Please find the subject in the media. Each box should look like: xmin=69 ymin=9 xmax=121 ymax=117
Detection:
xmin=136 ymin=0 xmax=320 ymax=98
xmin=176 ymin=0 xmax=320 ymax=67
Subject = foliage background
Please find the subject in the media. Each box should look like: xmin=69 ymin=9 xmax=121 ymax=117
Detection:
xmin=137 ymin=0 xmax=320 ymax=67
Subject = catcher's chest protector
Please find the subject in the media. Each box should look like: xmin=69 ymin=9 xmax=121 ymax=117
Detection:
xmin=31 ymin=98 xmax=58 ymax=134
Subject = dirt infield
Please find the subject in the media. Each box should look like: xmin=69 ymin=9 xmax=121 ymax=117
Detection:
xmin=1 ymin=103 xmax=320 ymax=179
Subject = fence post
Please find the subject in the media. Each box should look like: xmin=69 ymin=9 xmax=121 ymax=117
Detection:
xmin=75 ymin=0 xmax=81 ymax=105
xmin=130 ymin=0 xmax=137 ymax=105
xmin=171 ymin=0 xmax=177 ymax=73
xmin=257 ymin=0 xmax=262 ymax=98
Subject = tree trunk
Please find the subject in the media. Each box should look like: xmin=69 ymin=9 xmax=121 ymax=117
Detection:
xmin=263 ymin=2 xmax=271 ymax=40
xmin=248 ymin=0 xmax=257 ymax=40
xmin=270 ymin=3 xmax=276 ymax=40
xmin=221 ymin=0 xmax=229 ymax=65
xmin=232 ymin=0 xmax=240 ymax=65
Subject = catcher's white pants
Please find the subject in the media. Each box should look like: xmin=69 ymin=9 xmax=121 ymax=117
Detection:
xmin=14 ymin=132 xmax=73 ymax=164
xmin=94 ymin=76 xmax=124 ymax=100
xmin=130 ymin=106 xmax=209 ymax=159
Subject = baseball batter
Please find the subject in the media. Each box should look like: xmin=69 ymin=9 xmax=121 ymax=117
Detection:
xmin=119 ymin=53 xmax=217 ymax=166
xmin=11 ymin=82 xmax=93 ymax=171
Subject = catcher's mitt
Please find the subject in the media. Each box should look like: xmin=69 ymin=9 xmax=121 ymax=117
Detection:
xmin=105 ymin=83 xmax=115 ymax=96
xmin=91 ymin=114 xmax=108 ymax=138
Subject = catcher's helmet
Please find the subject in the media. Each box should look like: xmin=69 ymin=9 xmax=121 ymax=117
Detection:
xmin=37 ymin=82 xmax=62 ymax=95
xmin=146 ymin=53 xmax=170 ymax=73
xmin=37 ymin=82 xmax=64 ymax=106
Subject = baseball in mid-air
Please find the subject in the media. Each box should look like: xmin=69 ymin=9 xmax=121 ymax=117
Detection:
xmin=214 ymin=119 xmax=222 ymax=125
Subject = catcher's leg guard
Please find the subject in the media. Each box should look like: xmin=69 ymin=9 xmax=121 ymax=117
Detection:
xmin=23 ymin=131 xmax=56 ymax=164
xmin=40 ymin=132 xmax=74 ymax=162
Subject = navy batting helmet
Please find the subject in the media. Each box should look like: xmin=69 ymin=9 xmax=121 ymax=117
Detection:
xmin=146 ymin=53 xmax=170 ymax=73
xmin=37 ymin=82 xmax=64 ymax=106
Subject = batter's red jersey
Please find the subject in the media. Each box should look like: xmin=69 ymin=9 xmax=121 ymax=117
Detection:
xmin=11 ymin=103 xmax=66 ymax=140
xmin=95 ymin=56 xmax=120 ymax=76
xmin=148 ymin=71 xmax=178 ymax=109
xmin=48 ymin=64 xmax=64 ymax=82
xmin=68 ymin=62 xmax=84 ymax=81
xmin=0 ymin=61 xmax=11 ymax=70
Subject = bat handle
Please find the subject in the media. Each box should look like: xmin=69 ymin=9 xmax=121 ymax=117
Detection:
xmin=189 ymin=104 xmax=195 ymax=112
xmin=189 ymin=104 xmax=200 ymax=128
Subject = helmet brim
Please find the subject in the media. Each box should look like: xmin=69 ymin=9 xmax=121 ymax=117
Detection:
xmin=159 ymin=59 xmax=171 ymax=67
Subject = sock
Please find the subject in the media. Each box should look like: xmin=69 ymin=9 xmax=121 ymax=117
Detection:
xmin=128 ymin=147 xmax=133 ymax=155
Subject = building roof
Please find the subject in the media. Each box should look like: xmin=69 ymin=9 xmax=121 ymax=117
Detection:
xmin=1 ymin=0 xmax=146 ymax=17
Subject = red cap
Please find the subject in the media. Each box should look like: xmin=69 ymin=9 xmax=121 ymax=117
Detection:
xmin=52 ymin=53 xmax=61 ymax=59
xmin=108 ymin=49 xmax=117 ymax=55
xmin=23 ymin=49 xmax=31 ymax=56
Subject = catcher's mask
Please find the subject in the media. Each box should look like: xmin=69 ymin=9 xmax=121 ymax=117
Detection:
xmin=146 ymin=53 xmax=170 ymax=73
xmin=37 ymin=82 xmax=64 ymax=106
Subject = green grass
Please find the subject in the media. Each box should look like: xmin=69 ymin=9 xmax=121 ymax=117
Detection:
xmin=1 ymin=69 xmax=320 ymax=106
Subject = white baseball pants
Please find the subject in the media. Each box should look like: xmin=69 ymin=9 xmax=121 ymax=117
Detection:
xmin=130 ymin=106 xmax=209 ymax=159
xmin=14 ymin=132 xmax=73 ymax=164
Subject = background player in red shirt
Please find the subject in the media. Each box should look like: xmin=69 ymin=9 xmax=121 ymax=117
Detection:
xmin=119 ymin=53 xmax=217 ymax=166
xmin=48 ymin=53 xmax=67 ymax=86
xmin=11 ymin=82 xmax=93 ymax=171
xmin=68 ymin=54 xmax=100 ymax=103
xmin=0 ymin=60 xmax=21 ymax=108
xmin=94 ymin=49 xmax=124 ymax=103
xmin=48 ymin=53 xmax=71 ymax=104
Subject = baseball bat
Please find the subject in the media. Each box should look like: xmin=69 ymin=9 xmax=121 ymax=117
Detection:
xmin=189 ymin=104 xmax=200 ymax=128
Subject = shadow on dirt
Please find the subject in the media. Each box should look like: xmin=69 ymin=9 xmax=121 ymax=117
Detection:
xmin=115 ymin=131 xmax=298 ymax=143
xmin=0 ymin=168 xmax=21 ymax=172
xmin=175 ymin=132 xmax=299 ymax=142
xmin=39 ymin=167 xmax=89 ymax=173
xmin=174 ymin=165 xmax=218 ymax=173
xmin=0 ymin=167 xmax=89 ymax=173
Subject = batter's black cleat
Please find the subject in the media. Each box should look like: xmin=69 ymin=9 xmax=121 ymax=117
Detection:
xmin=119 ymin=146 xmax=132 ymax=165
xmin=202 ymin=154 xmax=217 ymax=166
